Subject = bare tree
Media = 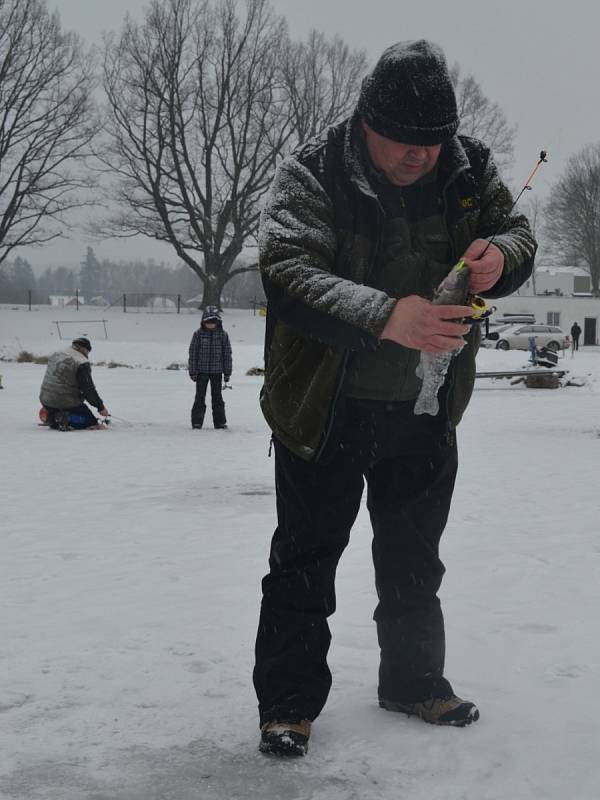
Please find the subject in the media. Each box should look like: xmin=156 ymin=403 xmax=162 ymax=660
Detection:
xmin=281 ymin=29 xmax=367 ymax=146
xmin=0 ymin=0 xmax=99 ymax=266
xmin=450 ymin=64 xmax=516 ymax=174
xmin=544 ymin=143 xmax=600 ymax=295
xmin=101 ymin=0 xmax=367 ymax=307
xmin=521 ymin=194 xmax=548 ymax=294
xmin=102 ymin=0 xmax=296 ymax=308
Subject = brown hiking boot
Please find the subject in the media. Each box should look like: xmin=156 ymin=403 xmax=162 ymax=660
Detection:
xmin=379 ymin=694 xmax=480 ymax=727
xmin=259 ymin=720 xmax=311 ymax=756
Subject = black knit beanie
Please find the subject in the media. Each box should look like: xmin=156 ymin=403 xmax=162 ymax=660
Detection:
xmin=72 ymin=337 xmax=92 ymax=352
xmin=357 ymin=40 xmax=459 ymax=145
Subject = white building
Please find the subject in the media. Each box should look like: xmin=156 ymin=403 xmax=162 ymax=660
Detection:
xmin=48 ymin=295 xmax=85 ymax=307
xmin=492 ymin=266 xmax=599 ymax=345
xmin=514 ymin=266 xmax=591 ymax=298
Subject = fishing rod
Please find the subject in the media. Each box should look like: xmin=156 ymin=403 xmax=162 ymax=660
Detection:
xmin=455 ymin=149 xmax=548 ymax=320
xmin=480 ymin=149 xmax=548 ymax=258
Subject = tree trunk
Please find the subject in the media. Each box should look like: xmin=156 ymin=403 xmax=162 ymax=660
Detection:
xmin=590 ymin=264 xmax=600 ymax=296
xmin=200 ymin=277 xmax=226 ymax=309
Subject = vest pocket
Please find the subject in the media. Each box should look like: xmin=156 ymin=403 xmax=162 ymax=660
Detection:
xmin=267 ymin=337 xmax=304 ymax=387
xmin=263 ymin=334 xmax=343 ymax=453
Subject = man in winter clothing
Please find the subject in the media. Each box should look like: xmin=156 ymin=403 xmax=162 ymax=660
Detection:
xmin=254 ymin=40 xmax=537 ymax=756
xmin=570 ymin=321 xmax=582 ymax=350
xmin=40 ymin=337 xmax=109 ymax=430
xmin=188 ymin=307 xmax=232 ymax=429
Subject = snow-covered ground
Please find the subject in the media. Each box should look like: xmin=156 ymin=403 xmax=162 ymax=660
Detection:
xmin=1 ymin=305 xmax=599 ymax=800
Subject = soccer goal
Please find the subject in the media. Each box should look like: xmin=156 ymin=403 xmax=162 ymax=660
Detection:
xmin=54 ymin=319 xmax=109 ymax=340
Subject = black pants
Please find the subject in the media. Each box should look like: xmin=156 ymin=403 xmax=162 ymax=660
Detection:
xmin=191 ymin=374 xmax=226 ymax=428
xmin=253 ymin=400 xmax=458 ymax=725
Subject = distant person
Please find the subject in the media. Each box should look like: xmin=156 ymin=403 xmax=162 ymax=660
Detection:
xmin=571 ymin=321 xmax=582 ymax=351
xmin=39 ymin=337 xmax=109 ymax=430
xmin=188 ymin=307 xmax=232 ymax=429
xmin=528 ymin=335 xmax=537 ymax=363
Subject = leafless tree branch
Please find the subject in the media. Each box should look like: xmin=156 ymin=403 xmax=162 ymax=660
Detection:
xmin=0 ymin=0 xmax=100 ymax=265
xmin=450 ymin=63 xmax=516 ymax=175
xmin=99 ymin=0 xmax=365 ymax=306
xmin=544 ymin=143 xmax=600 ymax=294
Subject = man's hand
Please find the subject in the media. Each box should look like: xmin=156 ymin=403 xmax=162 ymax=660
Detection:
xmin=99 ymin=407 xmax=109 ymax=417
xmin=462 ymin=239 xmax=504 ymax=294
xmin=380 ymin=295 xmax=474 ymax=353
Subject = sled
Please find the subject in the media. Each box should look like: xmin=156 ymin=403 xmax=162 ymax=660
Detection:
xmin=37 ymin=407 xmax=109 ymax=430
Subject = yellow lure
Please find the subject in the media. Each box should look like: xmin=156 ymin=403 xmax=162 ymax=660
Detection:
xmin=453 ymin=258 xmax=491 ymax=320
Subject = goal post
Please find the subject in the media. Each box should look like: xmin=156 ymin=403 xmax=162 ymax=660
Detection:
xmin=54 ymin=319 xmax=109 ymax=340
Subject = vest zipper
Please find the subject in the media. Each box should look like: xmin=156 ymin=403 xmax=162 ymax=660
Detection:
xmin=314 ymin=199 xmax=384 ymax=462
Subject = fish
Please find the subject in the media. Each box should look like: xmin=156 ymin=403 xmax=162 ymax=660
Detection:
xmin=413 ymin=263 xmax=471 ymax=416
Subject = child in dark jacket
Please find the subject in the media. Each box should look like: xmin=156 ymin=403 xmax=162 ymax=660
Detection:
xmin=188 ymin=307 xmax=232 ymax=429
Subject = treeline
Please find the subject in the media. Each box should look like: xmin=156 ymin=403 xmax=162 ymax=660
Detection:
xmin=0 ymin=247 xmax=264 ymax=308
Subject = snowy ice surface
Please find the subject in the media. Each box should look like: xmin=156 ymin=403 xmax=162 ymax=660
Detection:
xmin=1 ymin=305 xmax=599 ymax=800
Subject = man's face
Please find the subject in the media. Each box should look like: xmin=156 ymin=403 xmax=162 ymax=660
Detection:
xmin=204 ymin=321 xmax=217 ymax=330
xmin=362 ymin=121 xmax=442 ymax=186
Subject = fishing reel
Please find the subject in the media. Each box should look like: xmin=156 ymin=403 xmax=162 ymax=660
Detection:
xmin=467 ymin=295 xmax=495 ymax=323
xmin=453 ymin=259 xmax=495 ymax=324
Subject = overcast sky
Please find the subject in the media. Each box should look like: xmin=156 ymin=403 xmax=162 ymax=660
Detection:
xmin=21 ymin=0 xmax=596 ymax=268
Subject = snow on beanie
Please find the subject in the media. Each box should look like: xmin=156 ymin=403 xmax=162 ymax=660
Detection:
xmin=357 ymin=40 xmax=459 ymax=146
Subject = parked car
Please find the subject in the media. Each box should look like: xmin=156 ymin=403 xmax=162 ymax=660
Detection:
xmin=489 ymin=313 xmax=536 ymax=326
xmin=484 ymin=323 xmax=571 ymax=351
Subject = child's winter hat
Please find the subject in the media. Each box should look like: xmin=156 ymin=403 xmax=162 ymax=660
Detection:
xmin=357 ymin=40 xmax=459 ymax=146
xmin=201 ymin=306 xmax=221 ymax=322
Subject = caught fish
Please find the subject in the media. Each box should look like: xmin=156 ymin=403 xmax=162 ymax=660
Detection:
xmin=413 ymin=263 xmax=471 ymax=416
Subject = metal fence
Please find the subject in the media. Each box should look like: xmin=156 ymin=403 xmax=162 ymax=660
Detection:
xmin=3 ymin=290 xmax=267 ymax=313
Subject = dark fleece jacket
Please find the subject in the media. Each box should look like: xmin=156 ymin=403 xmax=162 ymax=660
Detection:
xmin=258 ymin=115 xmax=537 ymax=461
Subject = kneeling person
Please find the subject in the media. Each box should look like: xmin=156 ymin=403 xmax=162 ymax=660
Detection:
xmin=40 ymin=337 xmax=109 ymax=430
